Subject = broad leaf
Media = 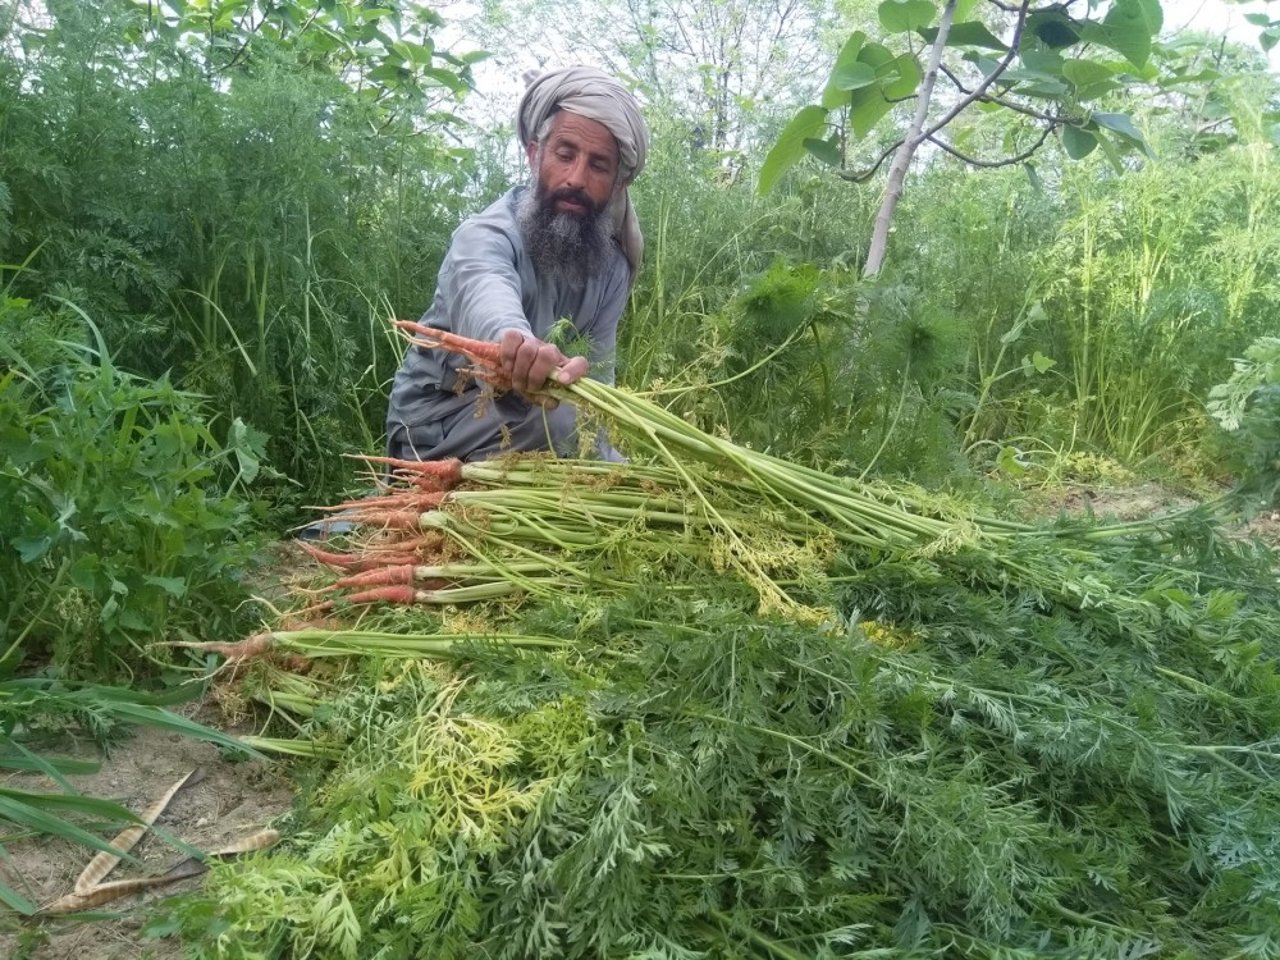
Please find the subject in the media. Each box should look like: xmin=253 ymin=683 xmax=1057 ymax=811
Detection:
xmin=821 ymin=33 xmax=868 ymax=108
xmin=847 ymin=53 xmax=921 ymax=139
xmin=1027 ymin=10 xmax=1082 ymax=49
xmin=1020 ymin=44 xmax=1064 ymax=75
xmin=1091 ymin=111 xmax=1152 ymax=155
xmin=1082 ymin=0 xmax=1161 ymax=68
xmin=881 ymin=53 xmax=923 ymax=99
xmin=1062 ymin=59 xmax=1115 ymax=89
xmin=1095 ymin=128 xmax=1126 ymax=173
xmin=803 ymin=138 xmax=842 ymax=167
xmin=1062 ymin=125 xmax=1098 ymax=159
xmin=878 ymin=0 xmax=935 ymax=33
xmin=918 ymin=21 xmax=1008 ymax=51
xmin=831 ymin=61 xmax=877 ymax=92
xmin=759 ymin=106 xmax=830 ymax=194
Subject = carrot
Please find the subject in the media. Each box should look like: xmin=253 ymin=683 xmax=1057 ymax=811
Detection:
xmin=297 ymin=541 xmax=366 ymax=569
xmin=332 ymin=564 xmax=416 ymax=589
xmin=330 ymin=565 xmax=456 ymax=591
xmin=173 ymin=635 xmax=275 ymax=661
xmin=357 ymin=455 xmax=464 ymax=483
xmin=320 ymin=490 xmax=445 ymax=513
xmin=342 ymin=510 xmax=423 ymax=530
xmin=297 ymin=541 xmax=422 ymax=571
xmin=392 ymin=321 xmax=504 ymax=367
xmin=343 ymin=585 xmax=419 ymax=606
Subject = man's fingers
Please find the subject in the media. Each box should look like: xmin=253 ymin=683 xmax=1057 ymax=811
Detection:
xmin=499 ymin=329 xmax=525 ymax=366
xmin=555 ymin=356 xmax=589 ymax=385
xmin=495 ymin=331 xmax=583 ymax=393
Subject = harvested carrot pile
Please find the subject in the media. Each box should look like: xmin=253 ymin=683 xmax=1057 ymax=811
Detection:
xmin=293 ymin=326 xmax=1183 ymax=620
xmin=173 ymin=327 xmax=1280 ymax=960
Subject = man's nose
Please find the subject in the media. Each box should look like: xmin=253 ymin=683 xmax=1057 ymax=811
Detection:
xmin=563 ymin=156 xmax=588 ymax=188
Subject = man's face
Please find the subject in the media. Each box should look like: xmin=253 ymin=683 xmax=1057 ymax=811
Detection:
xmin=526 ymin=112 xmax=621 ymax=217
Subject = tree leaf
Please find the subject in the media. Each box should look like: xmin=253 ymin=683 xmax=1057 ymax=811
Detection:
xmin=1062 ymin=125 xmax=1099 ymax=159
xmin=878 ymin=0 xmax=935 ymax=33
xmin=1027 ymin=10 xmax=1082 ymax=49
xmin=1081 ymin=0 xmax=1161 ymax=68
xmin=918 ymin=21 xmax=1008 ymax=51
xmin=1095 ymin=128 xmax=1126 ymax=173
xmin=881 ymin=53 xmax=923 ymax=100
xmin=1091 ymin=111 xmax=1152 ymax=155
xmin=1024 ymin=162 xmax=1044 ymax=193
xmin=822 ymin=33 xmax=867 ymax=108
xmin=759 ymin=106 xmax=829 ymax=194
xmin=803 ymin=138 xmax=842 ymax=167
xmin=832 ymin=61 xmax=877 ymax=92
xmin=1062 ymin=59 xmax=1115 ymax=90
xmin=1020 ymin=44 xmax=1065 ymax=75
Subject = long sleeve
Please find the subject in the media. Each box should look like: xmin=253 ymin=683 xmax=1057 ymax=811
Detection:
xmin=438 ymin=217 xmax=533 ymax=344
xmin=583 ymin=256 xmax=629 ymax=385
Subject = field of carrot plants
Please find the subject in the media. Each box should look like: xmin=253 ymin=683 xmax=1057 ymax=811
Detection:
xmin=3 ymin=1 xmax=1280 ymax=957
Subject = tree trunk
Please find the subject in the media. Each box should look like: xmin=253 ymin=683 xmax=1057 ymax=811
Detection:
xmin=862 ymin=0 xmax=958 ymax=278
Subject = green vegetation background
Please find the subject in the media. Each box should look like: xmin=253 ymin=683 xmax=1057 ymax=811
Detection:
xmin=3 ymin=0 xmax=1280 ymax=952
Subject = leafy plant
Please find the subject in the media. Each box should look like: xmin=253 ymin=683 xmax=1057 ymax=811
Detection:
xmin=159 ymin=516 xmax=1280 ymax=957
xmin=1208 ymin=335 xmax=1280 ymax=506
xmin=0 ymin=302 xmax=259 ymax=679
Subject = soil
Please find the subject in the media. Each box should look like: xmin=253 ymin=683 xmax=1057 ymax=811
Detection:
xmin=0 ymin=706 xmax=295 ymax=960
xmin=1031 ymin=480 xmax=1280 ymax=547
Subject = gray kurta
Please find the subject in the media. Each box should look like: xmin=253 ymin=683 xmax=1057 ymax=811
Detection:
xmin=386 ymin=186 xmax=630 ymax=462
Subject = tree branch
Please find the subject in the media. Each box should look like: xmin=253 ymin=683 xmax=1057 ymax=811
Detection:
xmin=986 ymin=0 xmax=1081 ymax=14
xmin=923 ymin=0 xmax=1033 ymax=140
xmin=926 ymin=123 xmax=1056 ymax=168
xmin=937 ymin=64 xmax=1057 ymax=121
xmin=840 ymin=137 xmax=905 ymax=183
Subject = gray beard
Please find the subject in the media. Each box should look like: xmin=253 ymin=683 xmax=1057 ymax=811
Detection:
xmin=516 ymin=182 xmax=613 ymax=289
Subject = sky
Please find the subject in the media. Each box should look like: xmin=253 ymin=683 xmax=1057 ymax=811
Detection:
xmin=1161 ymin=0 xmax=1280 ymax=67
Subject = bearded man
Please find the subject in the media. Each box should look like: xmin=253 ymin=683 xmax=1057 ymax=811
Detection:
xmin=385 ymin=66 xmax=648 ymax=462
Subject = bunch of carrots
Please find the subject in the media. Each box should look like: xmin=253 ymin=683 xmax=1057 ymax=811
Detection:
xmin=269 ymin=320 xmax=1170 ymax=622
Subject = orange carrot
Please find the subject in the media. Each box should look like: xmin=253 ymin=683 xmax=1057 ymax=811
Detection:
xmin=321 ymin=490 xmax=445 ymax=513
xmin=296 ymin=542 xmax=420 ymax=572
xmin=392 ymin=322 xmax=503 ymax=367
xmin=344 ymin=585 xmax=419 ymax=606
xmin=343 ymin=510 xmax=422 ymax=530
xmin=297 ymin=542 xmax=363 ymax=568
xmin=358 ymin=456 xmax=464 ymax=483
xmin=332 ymin=564 xmax=416 ymax=589
xmin=173 ymin=635 xmax=275 ymax=661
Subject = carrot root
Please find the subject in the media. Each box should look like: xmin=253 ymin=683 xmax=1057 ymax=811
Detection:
xmin=343 ymin=585 xmax=420 ymax=606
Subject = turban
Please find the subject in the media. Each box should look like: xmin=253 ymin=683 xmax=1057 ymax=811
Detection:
xmin=516 ymin=66 xmax=649 ymax=278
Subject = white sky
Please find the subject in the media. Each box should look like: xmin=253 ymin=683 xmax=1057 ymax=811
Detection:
xmin=1162 ymin=0 xmax=1280 ymax=67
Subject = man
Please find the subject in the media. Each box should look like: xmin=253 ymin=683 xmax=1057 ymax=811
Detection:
xmin=386 ymin=66 xmax=649 ymax=462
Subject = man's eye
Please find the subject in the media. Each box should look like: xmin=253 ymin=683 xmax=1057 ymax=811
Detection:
xmin=556 ymin=151 xmax=574 ymax=162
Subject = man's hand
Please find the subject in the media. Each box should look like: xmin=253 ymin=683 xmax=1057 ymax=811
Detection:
xmin=499 ymin=329 xmax=589 ymax=403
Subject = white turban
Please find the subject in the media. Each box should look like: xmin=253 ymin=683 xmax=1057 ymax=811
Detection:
xmin=516 ymin=66 xmax=649 ymax=278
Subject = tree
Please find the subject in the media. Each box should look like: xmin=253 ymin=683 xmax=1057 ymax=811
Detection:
xmin=760 ymin=0 xmax=1176 ymax=276
xmin=457 ymin=0 xmax=844 ymax=158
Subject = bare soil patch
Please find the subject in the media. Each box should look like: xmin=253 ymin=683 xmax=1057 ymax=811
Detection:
xmin=0 ymin=707 xmax=294 ymax=959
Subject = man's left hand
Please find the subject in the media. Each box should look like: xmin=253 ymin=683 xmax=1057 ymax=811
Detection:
xmin=499 ymin=329 xmax=589 ymax=404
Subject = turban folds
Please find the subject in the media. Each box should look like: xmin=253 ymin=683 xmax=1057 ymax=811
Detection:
xmin=516 ymin=66 xmax=649 ymax=278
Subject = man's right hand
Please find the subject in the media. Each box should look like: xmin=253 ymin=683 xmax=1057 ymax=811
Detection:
xmin=499 ymin=329 xmax=589 ymax=401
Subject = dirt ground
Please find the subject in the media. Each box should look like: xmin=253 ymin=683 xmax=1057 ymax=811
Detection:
xmin=1032 ymin=480 xmax=1280 ymax=545
xmin=0 ymin=707 xmax=295 ymax=960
